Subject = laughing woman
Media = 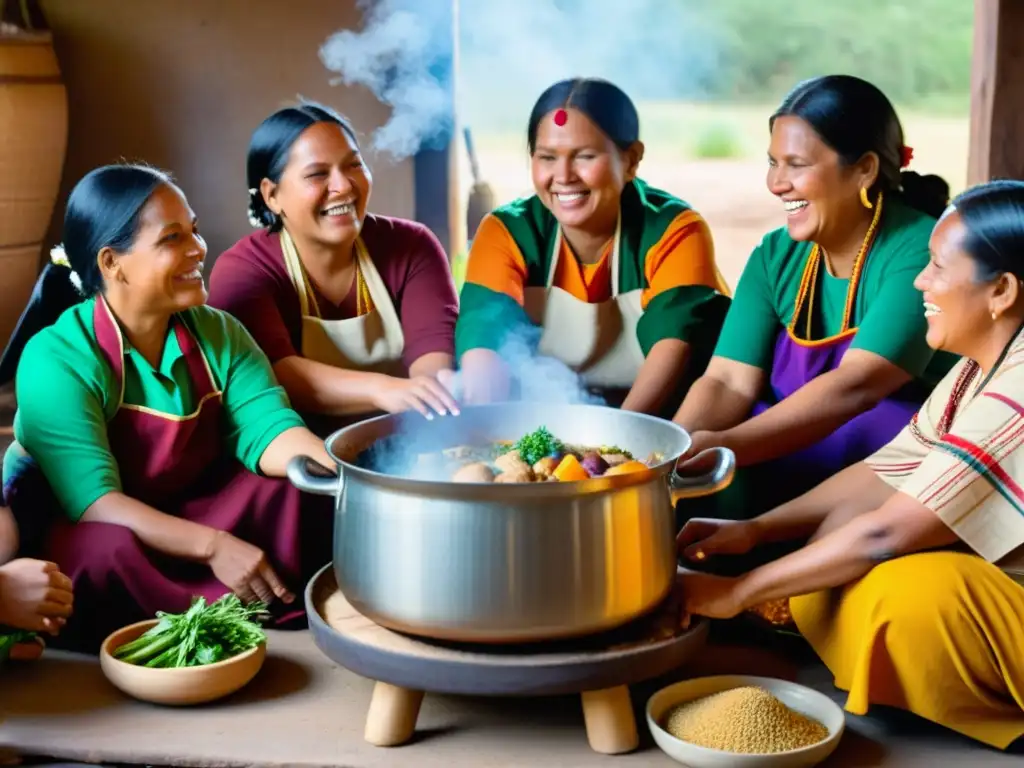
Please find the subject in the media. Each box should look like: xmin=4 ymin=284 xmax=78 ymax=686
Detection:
xmin=2 ymin=164 xmax=336 ymax=653
xmin=677 ymin=180 xmax=1024 ymax=752
xmin=674 ymin=75 xmax=959 ymax=526
xmin=454 ymin=78 xmax=732 ymax=417
xmin=207 ymin=102 xmax=460 ymax=434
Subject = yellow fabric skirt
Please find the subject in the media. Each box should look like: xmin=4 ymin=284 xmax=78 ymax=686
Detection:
xmin=791 ymin=551 xmax=1024 ymax=749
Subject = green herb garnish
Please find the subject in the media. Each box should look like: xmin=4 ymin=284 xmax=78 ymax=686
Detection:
xmin=112 ymin=594 xmax=268 ymax=668
xmin=598 ymin=445 xmax=634 ymax=459
xmin=509 ymin=426 xmax=564 ymax=466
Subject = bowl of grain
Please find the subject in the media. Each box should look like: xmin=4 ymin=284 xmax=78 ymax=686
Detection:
xmin=646 ymin=675 xmax=845 ymax=767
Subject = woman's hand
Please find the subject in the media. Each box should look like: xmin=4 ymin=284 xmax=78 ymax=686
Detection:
xmin=675 ymin=569 xmax=746 ymax=620
xmin=372 ymin=375 xmax=460 ymax=419
xmin=678 ymin=430 xmax=722 ymax=464
xmin=676 ymin=518 xmax=760 ymax=563
xmin=206 ymin=532 xmax=294 ymax=606
xmin=0 ymin=558 xmax=73 ymax=634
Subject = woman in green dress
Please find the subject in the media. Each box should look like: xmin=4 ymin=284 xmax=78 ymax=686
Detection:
xmin=673 ymin=75 xmax=958 ymax=538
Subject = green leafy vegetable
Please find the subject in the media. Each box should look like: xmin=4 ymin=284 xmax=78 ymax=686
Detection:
xmin=112 ymin=594 xmax=268 ymax=668
xmin=510 ymin=426 xmax=564 ymax=466
xmin=0 ymin=629 xmax=37 ymax=662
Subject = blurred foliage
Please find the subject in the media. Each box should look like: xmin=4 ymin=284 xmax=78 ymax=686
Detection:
xmin=697 ymin=0 xmax=973 ymax=109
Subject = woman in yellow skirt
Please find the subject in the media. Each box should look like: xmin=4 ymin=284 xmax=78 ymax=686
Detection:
xmin=676 ymin=179 xmax=1024 ymax=751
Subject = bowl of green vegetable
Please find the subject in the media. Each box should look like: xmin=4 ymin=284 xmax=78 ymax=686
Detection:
xmin=99 ymin=594 xmax=268 ymax=706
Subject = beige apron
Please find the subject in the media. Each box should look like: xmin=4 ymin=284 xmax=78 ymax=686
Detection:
xmin=523 ymin=218 xmax=645 ymax=389
xmin=280 ymin=230 xmax=405 ymax=376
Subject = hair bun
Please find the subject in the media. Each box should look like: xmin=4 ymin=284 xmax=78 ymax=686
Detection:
xmin=901 ymin=170 xmax=950 ymax=219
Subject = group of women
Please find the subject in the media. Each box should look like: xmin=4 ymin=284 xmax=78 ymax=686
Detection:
xmin=0 ymin=72 xmax=1021 ymax=752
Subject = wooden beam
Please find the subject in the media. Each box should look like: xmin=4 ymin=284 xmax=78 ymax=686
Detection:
xmin=968 ymin=0 xmax=1024 ymax=185
xmin=412 ymin=0 xmax=460 ymax=259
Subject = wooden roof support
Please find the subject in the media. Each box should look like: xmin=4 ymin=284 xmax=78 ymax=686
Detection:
xmin=968 ymin=0 xmax=1024 ymax=185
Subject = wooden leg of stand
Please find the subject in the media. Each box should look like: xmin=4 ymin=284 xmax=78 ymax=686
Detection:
xmin=364 ymin=681 xmax=424 ymax=746
xmin=581 ymin=685 xmax=639 ymax=754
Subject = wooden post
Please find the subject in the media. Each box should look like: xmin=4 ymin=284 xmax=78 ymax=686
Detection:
xmin=412 ymin=0 xmax=460 ymax=259
xmin=967 ymin=0 xmax=1024 ymax=185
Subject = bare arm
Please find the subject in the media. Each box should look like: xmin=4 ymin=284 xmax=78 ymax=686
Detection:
xmin=735 ymin=491 xmax=958 ymax=608
xmin=257 ymin=425 xmax=335 ymax=477
xmin=751 ymin=461 xmax=896 ymax=545
xmin=272 ymin=356 xmax=390 ymax=416
xmin=458 ymin=348 xmax=513 ymax=405
xmin=409 ymin=351 xmax=454 ymax=380
xmin=621 ymin=339 xmax=690 ymax=414
xmin=81 ymin=493 xmax=219 ymax=562
xmin=708 ymin=350 xmax=912 ymax=467
xmin=0 ymin=506 xmax=17 ymax=564
xmin=673 ymin=356 xmax=766 ymax=432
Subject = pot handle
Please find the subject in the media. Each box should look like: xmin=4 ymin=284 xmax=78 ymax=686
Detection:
xmin=287 ymin=456 xmax=341 ymax=496
xmin=669 ymin=447 xmax=736 ymax=503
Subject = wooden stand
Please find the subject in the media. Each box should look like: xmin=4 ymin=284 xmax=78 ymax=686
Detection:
xmin=307 ymin=565 xmax=708 ymax=755
xmin=365 ymin=682 xmax=424 ymax=747
xmin=363 ymin=679 xmax=638 ymax=754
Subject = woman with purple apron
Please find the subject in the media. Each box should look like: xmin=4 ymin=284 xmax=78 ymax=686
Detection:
xmin=673 ymin=75 xmax=959 ymax=563
xmin=1 ymin=164 xmax=335 ymax=653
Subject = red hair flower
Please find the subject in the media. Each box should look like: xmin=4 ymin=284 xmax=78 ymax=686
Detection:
xmin=900 ymin=145 xmax=914 ymax=168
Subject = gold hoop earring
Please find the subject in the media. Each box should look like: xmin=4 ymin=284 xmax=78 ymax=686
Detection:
xmin=860 ymin=187 xmax=873 ymax=209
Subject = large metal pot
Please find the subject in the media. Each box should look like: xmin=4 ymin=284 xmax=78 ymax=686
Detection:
xmin=288 ymin=402 xmax=734 ymax=644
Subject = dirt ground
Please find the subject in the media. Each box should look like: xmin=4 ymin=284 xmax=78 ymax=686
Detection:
xmin=456 ymin=103 xmax=971 ymax=289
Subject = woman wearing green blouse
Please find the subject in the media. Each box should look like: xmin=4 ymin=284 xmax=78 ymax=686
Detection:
xmin=2 ymin=163 xmax=335 ymax=652
xmin=673 ymin=75 xmax=959 ymax=535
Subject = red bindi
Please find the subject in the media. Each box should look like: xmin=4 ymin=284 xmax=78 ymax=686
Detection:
xmin=553 ymin=109 xmax=568 ymax=126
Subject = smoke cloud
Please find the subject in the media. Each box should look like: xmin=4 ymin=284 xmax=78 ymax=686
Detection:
xmin=320 ymin=0 xmax=721 ymax=161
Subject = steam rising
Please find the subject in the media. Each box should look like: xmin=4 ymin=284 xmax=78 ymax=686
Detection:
xmin=317 ymin=0 xmax=709 ymax=476
xmin=444 ymin=325 xmax=606 ymax=407
xmin=319 ymin=0 xmax=718 ymax=160
xmin=319 ymin=0 xmax=454 ymax=160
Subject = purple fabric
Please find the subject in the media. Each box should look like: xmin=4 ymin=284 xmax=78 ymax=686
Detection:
xmin=751 ymin=328 xmax=922 ymax=482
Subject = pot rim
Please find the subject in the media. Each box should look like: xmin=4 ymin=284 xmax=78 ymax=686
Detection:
xmin=319 ymin=402 xmax=692 ymax=499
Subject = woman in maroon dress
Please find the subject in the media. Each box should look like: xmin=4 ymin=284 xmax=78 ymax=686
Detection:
xmin=3 ymin=164 xmax=335 ymax=653
xmin=207 ymin=101 xmax=460 ymax=435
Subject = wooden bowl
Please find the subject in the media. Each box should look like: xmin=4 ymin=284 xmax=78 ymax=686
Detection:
xmin=646 ymin=675 xmax=845 ymax=767
xmin=99 ymin=619 xmax=266 ymax=706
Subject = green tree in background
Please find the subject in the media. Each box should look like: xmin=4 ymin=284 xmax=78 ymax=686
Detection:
xmin=702 ymin=0 xmax=973 ymax=109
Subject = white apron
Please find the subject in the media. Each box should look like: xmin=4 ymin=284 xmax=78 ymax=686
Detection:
xmin=523 ymin=218 xmax=645 ymax=389
xmin=280 ymin=230 xmax=405 ymax=376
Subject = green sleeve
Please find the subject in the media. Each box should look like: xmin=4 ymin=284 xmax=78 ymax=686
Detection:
xmin=712 ymin=242 xmax=782 ymax=369
xmin=198 ymin=309 xmax=306 ymax=473
xmin=454 ymin=283 xmax=538 ymax=358
xmin=636 ymin=286 xmax=731 ymax=357
xmin=13 ymin=333 xmax=121 ymax=522
xmin=849 ymin=257 xmax=935 ymax=377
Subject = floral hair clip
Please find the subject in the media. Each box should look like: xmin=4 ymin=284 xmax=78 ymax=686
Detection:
xmin=49 ymin=243 xmax=70 ymax=268
xmin=900 ymin=145 xmax=914 ymax=168
xmin=49 ymin=244 xmax=84 ymax=294
xmin=247 ymin=188 xmax=263 ymax=229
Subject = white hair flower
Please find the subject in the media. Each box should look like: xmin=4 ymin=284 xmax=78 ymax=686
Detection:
xmin=49 ymin=244 xmax=70 ymax=267
xmin=69 ymin=270 xmax=84 ymax=296
xmin=247 ymin=188 xmax=265 ymax=228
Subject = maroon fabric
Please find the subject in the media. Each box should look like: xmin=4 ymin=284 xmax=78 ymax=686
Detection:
xmin=207 ymin=215 xmax=458 ymax=371
xmin=39 ymin=301 xmax=333 ymax=653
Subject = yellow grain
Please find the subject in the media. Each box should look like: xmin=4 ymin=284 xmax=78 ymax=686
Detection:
xmin=663 ymin=686 xmax=829 ymax=754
